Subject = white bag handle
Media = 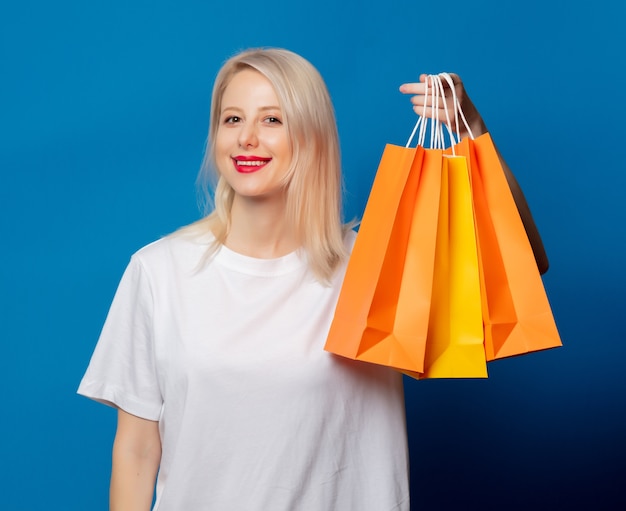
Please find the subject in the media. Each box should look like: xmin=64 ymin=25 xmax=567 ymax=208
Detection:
xmin=439 ymin=72 xmax=474 ymax=141
xmin=405 ymin=74 xmax=452 ymax=150
xmin=405 ymin=72 xmax=474 ymax=153
xmin=432 ymin=74 xmax=457 ymax=153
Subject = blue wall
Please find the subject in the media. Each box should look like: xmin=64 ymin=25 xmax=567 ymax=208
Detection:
xmin=1 ymin=1 xmax=624 ymax=509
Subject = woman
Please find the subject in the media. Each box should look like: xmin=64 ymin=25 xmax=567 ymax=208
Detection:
xmin=78 ymin=48 xmax=547 ymax=510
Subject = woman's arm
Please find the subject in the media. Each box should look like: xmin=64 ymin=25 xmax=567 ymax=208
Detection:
xmin=494 ymin=147 xmax=549 ymax=274
xmin=399 ymin=75 xmax=549 ymax=274
xmin=110 ymin=408 xmax=161 ymax=511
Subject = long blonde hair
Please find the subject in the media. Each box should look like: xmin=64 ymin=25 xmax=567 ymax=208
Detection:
xmin=182 ymin=48 xmax=349 ymax=283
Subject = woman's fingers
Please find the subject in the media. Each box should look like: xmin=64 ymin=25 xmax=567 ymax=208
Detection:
xmin=400 ymin=74 xmax=464 ymax=112
xmin=400 ymin=72 xmax=486 ymax=137
xmin=399 ymin=82 xmax=426 ymax=95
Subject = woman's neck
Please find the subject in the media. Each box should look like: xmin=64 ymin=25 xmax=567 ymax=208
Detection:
xmin=225 ymin=195 xmax=299 ymax=259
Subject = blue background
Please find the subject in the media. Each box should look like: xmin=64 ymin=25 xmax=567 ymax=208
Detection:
xmin=1 ymin=0 xmax=625 ymax=509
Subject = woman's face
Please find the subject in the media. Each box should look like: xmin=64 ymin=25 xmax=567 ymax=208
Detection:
xmin=215 ymin=69 xmax=292 ymax=204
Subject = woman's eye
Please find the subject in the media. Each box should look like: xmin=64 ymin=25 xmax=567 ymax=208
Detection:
xmin=224 ymin=116 xmax=241 ymax=124
xmin=264 ymin=116 xmax=282 ymax=124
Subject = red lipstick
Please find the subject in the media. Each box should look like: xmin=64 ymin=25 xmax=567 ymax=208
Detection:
xmin=232 ymin=156 xmax=271 ymax=174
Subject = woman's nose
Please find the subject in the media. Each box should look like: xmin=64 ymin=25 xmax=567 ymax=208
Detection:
xmin=238 ymin=122 xmax=258 ymax=149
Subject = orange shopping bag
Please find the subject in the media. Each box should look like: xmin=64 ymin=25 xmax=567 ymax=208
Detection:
xmin=323 ymin=141 xmax=442 ymax=374
xmin=454 ymin=134 xmax=562 ymax=360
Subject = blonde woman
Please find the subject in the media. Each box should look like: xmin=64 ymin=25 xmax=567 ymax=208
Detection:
xmin=78 ymin=48 xmax=547 ymax=510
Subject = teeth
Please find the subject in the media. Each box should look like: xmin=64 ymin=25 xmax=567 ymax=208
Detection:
xmin=237 ymin=160 xmax=268 ymax=166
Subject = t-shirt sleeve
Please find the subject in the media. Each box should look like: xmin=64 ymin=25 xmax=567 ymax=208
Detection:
xmin=77 ymin=255 xmax=163 ymax=421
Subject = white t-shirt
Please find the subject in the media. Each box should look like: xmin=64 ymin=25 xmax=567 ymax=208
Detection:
xmin=78 ymin=232 xmax=409 ymax=510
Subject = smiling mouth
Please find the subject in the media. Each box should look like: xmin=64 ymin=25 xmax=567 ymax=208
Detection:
xmin=232 ymin=157 xmax=271 ymax=173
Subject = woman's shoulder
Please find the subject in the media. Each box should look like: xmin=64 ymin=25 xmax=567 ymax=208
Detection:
xmin=131 ymin=220 xmax=213 ymax=269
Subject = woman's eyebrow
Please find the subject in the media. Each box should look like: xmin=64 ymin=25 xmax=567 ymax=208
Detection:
xmin=221 ymin=105 xmax=282 ymax=112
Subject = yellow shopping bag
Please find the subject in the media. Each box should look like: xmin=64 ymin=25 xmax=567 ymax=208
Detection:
xmin=413 ymin=155 xmax=487 ymax=378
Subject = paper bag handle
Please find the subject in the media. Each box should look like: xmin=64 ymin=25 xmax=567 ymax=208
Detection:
xmin=405 ymin=73 xmax=474 ymax=154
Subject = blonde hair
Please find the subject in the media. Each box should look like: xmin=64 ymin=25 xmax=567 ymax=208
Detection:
xmin=181 ymin=48 xmax=349 ymax=283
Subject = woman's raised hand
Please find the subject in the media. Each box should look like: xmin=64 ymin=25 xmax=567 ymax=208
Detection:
xmin=399 ymin=73 xmax=488 ymax=139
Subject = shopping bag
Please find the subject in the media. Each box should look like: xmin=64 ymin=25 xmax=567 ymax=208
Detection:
xmin=326 ymin=74 xmax=489 ymax=378
xmin=454 ymin=134 xmax=562 ymax=360
xmin=408 ymin=154 xmax=487 ymax=379
xmin=326 ymin=72 xmax=561 ymax=378
xmin=323 ymin=142 xmax=442 ymax=374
